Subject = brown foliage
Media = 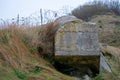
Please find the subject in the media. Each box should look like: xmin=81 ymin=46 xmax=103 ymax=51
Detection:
xmin=0 ymin=25 xmax=46 ymax=73
xmin=37 ymin=21 xmax=59 ymax=55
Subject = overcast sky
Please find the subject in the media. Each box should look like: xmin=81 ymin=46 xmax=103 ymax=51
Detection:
xmin=0 ymin=0 xmax=92 ymax=20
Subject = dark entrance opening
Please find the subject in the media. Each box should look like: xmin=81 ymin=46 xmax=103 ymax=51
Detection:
xmin=53 ymin=56 xmax=100 ymax=78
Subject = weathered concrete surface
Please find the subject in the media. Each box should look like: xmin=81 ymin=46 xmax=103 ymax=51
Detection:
xmin=55 ymin=15 xmax=82 ymax=27
xmin=100 ymin=53 xmax=112 ymax=72
xmin=55 ymin=22 xmax=99 ymax=56
xmin=54 ymin=16 xmax=100 ymax=74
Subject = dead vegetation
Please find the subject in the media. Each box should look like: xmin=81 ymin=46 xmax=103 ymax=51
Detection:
xmin=90 ymin=15 xmax=120 ymax=48
xmin=0 ymin=24 xmax=74 ymax=80
xmin=0 ymin=14 xmax=120 ymax=80
xmin=99 ymin=43 xmax=120 ymax=80
xmin=37 ymin=20 xmax=59 ymax=55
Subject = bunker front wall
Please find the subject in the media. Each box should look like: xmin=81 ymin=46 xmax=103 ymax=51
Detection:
xmin=55 ymin=21 xmax=100 ymax=72
xmin=55 ymin=22 xmax=99 ymax=56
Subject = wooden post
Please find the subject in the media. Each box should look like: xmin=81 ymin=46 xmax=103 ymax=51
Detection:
xmin=40 ymin=9 xmax=43 ymax=25
xmin=17 ymin=14 xmax=19 ymax=25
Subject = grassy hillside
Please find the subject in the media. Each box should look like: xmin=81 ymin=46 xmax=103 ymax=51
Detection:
xmin=90 ymin=15 xmax=120 ymax=48
xmin=0 ymin=14 xmax=120 ymax=80
xmin=90 ymin=15 xmax=120 ymax=80
xmin=98 ymin=44 xmax=120 ymax=80
xmin=0 ymin=24 xmax=75 ymax=80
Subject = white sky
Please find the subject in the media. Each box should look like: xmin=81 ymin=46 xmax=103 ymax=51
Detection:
xmin=0 ymin=0 xmax=92 ymax=20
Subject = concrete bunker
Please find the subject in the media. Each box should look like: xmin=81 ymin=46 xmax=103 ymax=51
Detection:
xmin=54 ymin=16 xmax=100 ymax=76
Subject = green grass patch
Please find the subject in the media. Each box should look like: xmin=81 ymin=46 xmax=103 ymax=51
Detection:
xmin=0 ymin=67 xmax=18 ymax=80
xmin=29 ymin=47 xmax=38 ymax=52
xmin=32 ymin=66 xmax=41 ymax=74
xmin=22 ymin=35 xmax=30 ymax=45
xmin=92 ymin=73 xmax=104 ymax=80
xmin=0 ymin=32 xmax=13 ymax=44
xmin=14 ymin=70 xmax=27 ymax=79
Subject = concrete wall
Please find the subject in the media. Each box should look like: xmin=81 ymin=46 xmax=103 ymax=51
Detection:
xmin=55 ymin=22 xmax=100 ymax=56
xmin=54 ymin=16 xmax=100 ymax=74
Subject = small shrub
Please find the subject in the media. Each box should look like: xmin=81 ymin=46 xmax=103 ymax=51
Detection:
xmin=98 ymin=20 xmax=102 ymax=23
xmin=115 ymin=26 xmax=120 ymax=33
xmin=33 ymin=66 xmax=41 ymax=74
xmin=29 ymin=47 xmax=38 ymax=52
xmin=22 ymin=35 xmax=30 ymax=45
xmin=1 ymin=32 xmax=8 ymax=44
xmin=0 ymin=32 xmax=13 ymax=44
xmin=113 ymin=15 xmax=118 ymax=18
xmin=99 ymin=25 xmax=103 ymax=28
xmin=15 ymin=70 xmax=26 ymax=79
xmin=108 ymin=38 xmax=117 ymax=43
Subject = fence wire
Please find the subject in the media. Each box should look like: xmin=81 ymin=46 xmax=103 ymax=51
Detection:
xmin=0 ymin=8 xmax=73 ymax=26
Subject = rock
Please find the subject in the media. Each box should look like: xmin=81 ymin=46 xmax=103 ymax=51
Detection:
xmin=100 ymin=53 xmax=112 ymax=72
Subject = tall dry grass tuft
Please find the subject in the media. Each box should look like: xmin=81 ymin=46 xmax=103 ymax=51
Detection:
xmin=15 ymin=20 xmax=60 ymax=57
xmin=37 ymin=21 xmax=59 ymax=55
xmin=0 ymin=23 xmax=76 ymax=80
xmin=0 ymin=24 xmax=47 ymax=73
xmin=100 ymin=43 xmax=120 ymax=57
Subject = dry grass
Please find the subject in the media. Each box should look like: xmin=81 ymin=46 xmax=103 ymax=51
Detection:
xmin=36 ymin=20 xmax=59 ymax=55
xmin=90 ymin=15 xmax=120 ymax=47
xmin=100 ymin=43 xmax=120 ymax=57
xmin=0 ymin=23 xmax=74 ymax=80
xmin=14 ymin=20 xmax=60 ymax=55
xmin=100 ymin=43 xmax=120 ymax=80
xmin=1 ymin=15 xmax=120 ymax=79
xmin=0 ymin=25 xmax=44 ymax=72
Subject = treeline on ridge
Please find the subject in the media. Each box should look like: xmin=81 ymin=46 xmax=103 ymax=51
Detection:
xmin=72 ymin=0 xmax=120 ymax=21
